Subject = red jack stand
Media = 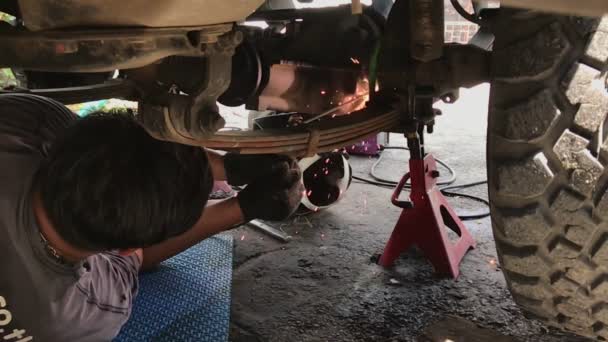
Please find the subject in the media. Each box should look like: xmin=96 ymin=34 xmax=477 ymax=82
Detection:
xmin=378 ymin=153 xmax=476 ymax=279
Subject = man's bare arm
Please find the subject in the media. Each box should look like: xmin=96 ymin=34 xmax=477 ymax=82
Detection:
xmin=140 ymin=198 xmax=243 ymax=270
xmin=206 ymin=149 xmax=227 ymax=181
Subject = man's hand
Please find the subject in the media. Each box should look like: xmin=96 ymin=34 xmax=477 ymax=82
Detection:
xmin=236 ymin=158 xmax=304 ymax=221
xmin=224 ymin=153 xmax=296 ymax=186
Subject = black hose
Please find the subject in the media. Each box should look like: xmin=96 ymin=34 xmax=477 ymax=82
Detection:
xmin=353 ymin=146 xmax=490 ymax=220
xmin=449 ymin=0 xmax=482 ymax=25
xmin=441 ymin=189 xmax=490 ymax=220
xmin=370 ymin=146 xmax=456 ymax=186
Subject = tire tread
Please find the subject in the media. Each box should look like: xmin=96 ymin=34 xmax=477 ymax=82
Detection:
xmin=489 ymin=14 xmax=608 ymax=339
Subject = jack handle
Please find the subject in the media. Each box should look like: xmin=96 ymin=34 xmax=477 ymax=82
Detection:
xmin=391 ymin=172 xmax=414 ymax=209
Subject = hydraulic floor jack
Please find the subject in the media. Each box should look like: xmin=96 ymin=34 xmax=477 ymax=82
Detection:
xmin=378 ymin=127 xmax=475 ymax=279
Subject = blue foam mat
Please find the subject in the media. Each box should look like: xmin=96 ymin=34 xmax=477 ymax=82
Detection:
xmin=114 ymin=234 xmax=233 ymax=342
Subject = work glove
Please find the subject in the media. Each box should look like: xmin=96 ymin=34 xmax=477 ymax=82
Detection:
xmin=224 ymin=153 xmax=295 ymax=186
xmin=236 ymin=159 xmax=304 ymax=221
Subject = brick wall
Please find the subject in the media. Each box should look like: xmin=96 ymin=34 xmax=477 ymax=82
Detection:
xmin=444 ymin=0 xmax=478 ymax=43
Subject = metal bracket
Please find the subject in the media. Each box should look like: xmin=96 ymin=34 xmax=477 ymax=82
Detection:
xmin=0 ymin=24 xmax=232 ymax=72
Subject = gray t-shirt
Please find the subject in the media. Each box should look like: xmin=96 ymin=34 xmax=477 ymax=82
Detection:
xmin=0 ymin=94 xmax=140 ymax=341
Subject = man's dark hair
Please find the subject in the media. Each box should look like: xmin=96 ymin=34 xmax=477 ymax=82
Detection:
xmin=38 ymin=111 xmax=213 ymax=251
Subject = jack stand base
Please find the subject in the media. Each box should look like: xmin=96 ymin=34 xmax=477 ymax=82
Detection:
xmin=378 ymin=154 xmax=475 ymax=279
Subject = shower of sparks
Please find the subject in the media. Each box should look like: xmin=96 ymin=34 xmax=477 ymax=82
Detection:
xmin=360 ymin=194 xmax=368 ymax=214
xmin=350 ymin=57 xmax=360 ymax=64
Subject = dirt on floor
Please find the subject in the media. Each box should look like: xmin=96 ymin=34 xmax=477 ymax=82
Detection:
xmin=227 ymin=85 xmax=590 ymax=342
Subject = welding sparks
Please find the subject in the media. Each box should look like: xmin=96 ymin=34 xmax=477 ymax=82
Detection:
xmin=350 ymin=57 xmax=360 ymax=64
xmin=325 ymin=158 xmax=330 ymax=164
xmin=361 ymin=193 xmax=368 ymax=214
xmin=324 ymin=169 xmax=329 ymax=175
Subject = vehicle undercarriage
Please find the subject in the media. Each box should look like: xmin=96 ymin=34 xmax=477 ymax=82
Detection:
xmin=1 ymin=0 xmax=608 ymax=339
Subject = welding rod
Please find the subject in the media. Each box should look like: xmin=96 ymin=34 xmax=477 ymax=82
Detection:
xmin=247 ymin=219 xmax=293 ymax=243
xmin=303 ymin=92 xmax=370 ymax=124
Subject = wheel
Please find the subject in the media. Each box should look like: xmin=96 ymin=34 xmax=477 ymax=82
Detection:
xmin=488 ymin=10 xmax=608 ymax=339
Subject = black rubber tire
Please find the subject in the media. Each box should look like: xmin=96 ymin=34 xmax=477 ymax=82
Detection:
xmin=488 ymin=10 xmax=608 ymax=339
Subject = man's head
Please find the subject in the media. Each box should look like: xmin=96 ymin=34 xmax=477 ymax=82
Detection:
xmin=37 ymin=112 xmax=213 ymax=252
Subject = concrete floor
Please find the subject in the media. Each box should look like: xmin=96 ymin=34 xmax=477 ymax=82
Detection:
xmin=227 ymin=85 xmax=589 ymax=341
